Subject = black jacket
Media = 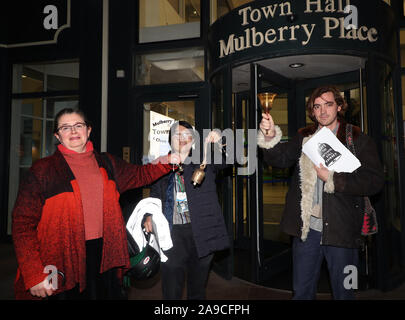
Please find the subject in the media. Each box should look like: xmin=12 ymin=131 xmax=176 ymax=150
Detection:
xmin=150 ymin=161 xmax=230 ymax=258
xmin=259 ymin=120 xmax=384 ymax=248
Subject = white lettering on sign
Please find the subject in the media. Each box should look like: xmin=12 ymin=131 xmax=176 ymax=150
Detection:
xmin=218 ymin=1 xmax=379 ymax=59
xmin=239 ymin=3 xmax=292 ymax=26
xmin=219 ymin=23 xmax=317 ymax=58
xmin=305 ymin=0 xmax=351 ymax=13
xmin=43 ymin=5 xmax=58 ymax=30
xmin=323 ymin=17 xmax=378 ymax=42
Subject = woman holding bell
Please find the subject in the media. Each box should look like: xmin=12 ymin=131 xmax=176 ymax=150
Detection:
xmin=145 ymin=120 xmax=230 ymax=300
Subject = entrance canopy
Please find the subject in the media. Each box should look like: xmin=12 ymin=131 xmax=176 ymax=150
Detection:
xmin=232 ymin=53 xmax=365 ymax=92
xmin=208 ymin=0 xmax=396 ymax=76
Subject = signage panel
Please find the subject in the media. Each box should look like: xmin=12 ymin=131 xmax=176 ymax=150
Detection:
xmin=209 ymin=0 xmax=396 ymax=73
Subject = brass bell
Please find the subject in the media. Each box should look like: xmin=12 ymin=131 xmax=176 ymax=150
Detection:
xmin=191 ymin=164 xmax=206 ymax=186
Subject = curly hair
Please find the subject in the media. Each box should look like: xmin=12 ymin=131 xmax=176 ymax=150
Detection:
xmin=306 ymin=85 xmax=348 ymax=123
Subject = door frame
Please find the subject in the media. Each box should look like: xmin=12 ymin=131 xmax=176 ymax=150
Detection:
xmin=131 ymin=83 xmax=211 ymax=165
xmin=233 ymin=63 xmax=368 ymax=286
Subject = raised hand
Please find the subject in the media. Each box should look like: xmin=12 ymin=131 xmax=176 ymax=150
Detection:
xmin=259 ymin=113 xmax=276 ymax=139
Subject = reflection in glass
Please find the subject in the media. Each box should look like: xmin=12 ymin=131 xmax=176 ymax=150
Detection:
xmin=401 ymin=75 xmax=405 ymax=149
xmin=210 ymin=0 xmax=255 ymax=24
xmin=260 ymin=92 xmax=289 ymax=245
xmin=377 ymin=64 xmax=402 ymax=277
xmin=8 ymin=97 xmax=79 ymax=234
xmin=20 ymin=117 xmax=43 ymax=167
xmin=13 ymin=62 xmax=79 ymax=94
xmin=135 ymin=48 xmax=204 ymax=85
xmin=400 ymin=30 xmax=405 ymax=68
xmin=142 ymin=100 xmax=195 ymax=164
xmin=139 ymin=0 xmax=200 ymax=43
xmin=9 ymin=61 xmax=79 ymax=236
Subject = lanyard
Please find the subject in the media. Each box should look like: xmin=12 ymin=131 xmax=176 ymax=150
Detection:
xmin=175 ymin=172 xmax=185 ymax=193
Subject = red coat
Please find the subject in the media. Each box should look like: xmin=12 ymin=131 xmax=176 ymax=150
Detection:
xmin=12 ymin=148 xmax=172 ymax=299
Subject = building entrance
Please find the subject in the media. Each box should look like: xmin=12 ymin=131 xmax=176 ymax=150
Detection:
xmin=230 ymin=54 xmax=372 ymax=291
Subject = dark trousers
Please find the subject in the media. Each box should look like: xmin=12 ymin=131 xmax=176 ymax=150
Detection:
xmin=292 ymin=229 xmax=359 ymax=300
xmin=49 ymin=238 xmax=126 ymax=300
xmin=161 ymin=224 xmax=213 ymax=300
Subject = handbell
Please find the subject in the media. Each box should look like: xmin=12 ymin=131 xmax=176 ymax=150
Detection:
xmin=191 ymin=164 xmax=206 ymax=186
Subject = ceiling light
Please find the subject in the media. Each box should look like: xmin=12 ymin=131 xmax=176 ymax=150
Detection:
xmin=289 ymin=63 xmax=304 ymax=68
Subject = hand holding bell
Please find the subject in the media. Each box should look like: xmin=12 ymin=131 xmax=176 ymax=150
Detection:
xmin=258 ymin=93 xmax=277 ymax=135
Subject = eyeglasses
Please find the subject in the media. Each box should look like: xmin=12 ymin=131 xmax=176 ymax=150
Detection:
xmin=57 ymin=122 xmax=87 ymax=134
xmin=172 ymin=132 xmax=193 ymax=140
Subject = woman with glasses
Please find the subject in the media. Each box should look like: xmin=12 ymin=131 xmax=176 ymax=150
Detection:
xmin=12 ymin=108 xmax=180 ymax=300
xmin=144 ymin=120 xmax=230 ymax=300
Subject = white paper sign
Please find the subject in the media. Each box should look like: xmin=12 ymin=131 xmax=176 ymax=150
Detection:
xmin=148 ymin=111 xmax=175 ymax=161
xmin=302 ymin=127 xmax=361 ymax=173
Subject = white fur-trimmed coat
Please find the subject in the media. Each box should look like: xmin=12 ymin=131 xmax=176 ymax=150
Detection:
xmin=258 ymin=121 xmax=384 ymax=248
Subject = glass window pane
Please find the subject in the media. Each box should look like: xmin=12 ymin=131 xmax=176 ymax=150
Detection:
xmin=46 ymin=97 xmax=79 ymax=119
xmin=20 ymin=117 xmax=43 ymax=166
xmin=45 ymin=97 xmax=79 ymax=156
xmin=21 ymin=98 xmax=43 ymax=117
xmin=12 ymin=65 xmax=44 ymax=94
xmin=400 ymin=30 xmax=405 ymax=68
xmin=135 ymin=48 xmax=204 ymax=85
xmin=13 ymin=61 xmax=79 ymax=93
xmin=142 ymin=100 xmax=195 ymax=163
xmin=260 ymin=93 xmax=289 ymax=245
xmin=270 ymin=93 xmax=288 ymax=139
xmin=402 ymin=75 xmax=405 ymax=147
xmin=210 ymin=0 xmax=254 ymax=24
xmin=139 ymin=0 xmax=200 ymax=43
xmin=379 ymin=65 xmax=402 ymax=278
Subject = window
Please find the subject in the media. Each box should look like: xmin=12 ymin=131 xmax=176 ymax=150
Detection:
xmin=139 ymin=0 xmax=201 ymax=43
xmin=210 ymin=0 xmax=254 ymax=24
xmin=12 ymin=62 xmax=79 ymax=93
xmin=135 ymin=47 xmax=204 ymax=85
xmin=7 ymin=61 xmax=79 ymax=235
xmin=142 ymin=100 xmax=195 ymax=164
xmin=400 ymin=30 xmax=405 ymax=68
xmin=402 ymin=76 xmax=405 ymax=148
xmin=400 ymin=30 xmax=405 ymax=146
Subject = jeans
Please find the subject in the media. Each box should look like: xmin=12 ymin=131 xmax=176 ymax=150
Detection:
xmin=292 ymin=229 xmax=359 ymax=300
xmin=161 ymin=223 xmax=213 ymax=300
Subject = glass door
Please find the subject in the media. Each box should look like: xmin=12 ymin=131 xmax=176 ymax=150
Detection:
xmin=120 ymin=94 xmax=198 ymax=221
xmin=141 ymin=98 xmax=196 ymax=201
xmin=256 ymin=65 xmax=293 ymax=286
xmin=232 ymin=63 xmax=293 ymax=285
